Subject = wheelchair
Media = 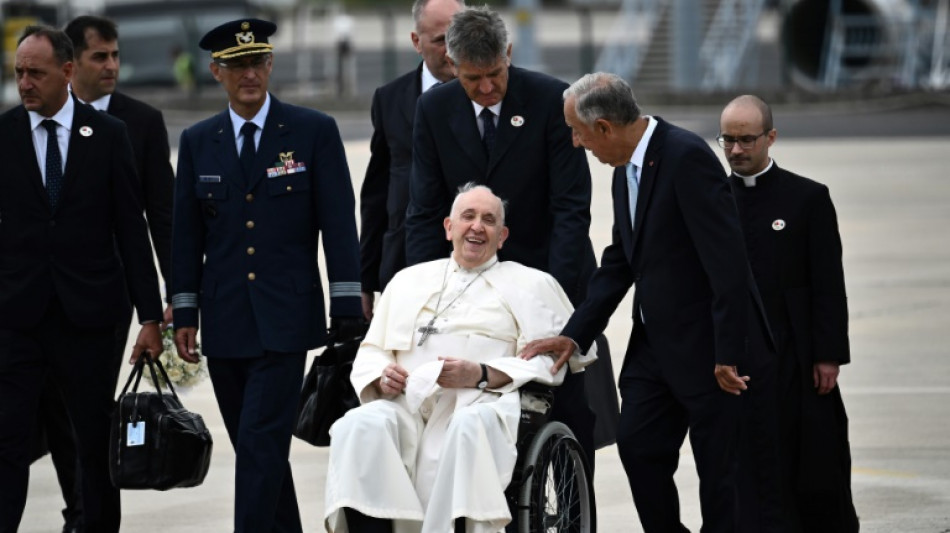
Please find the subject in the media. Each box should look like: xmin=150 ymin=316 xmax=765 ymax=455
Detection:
xmin=504 ymin=382 xmax=596 ymax=532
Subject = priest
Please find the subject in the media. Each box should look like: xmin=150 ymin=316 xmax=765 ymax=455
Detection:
xmin=324 ymin=183 xmax=595 ymax=533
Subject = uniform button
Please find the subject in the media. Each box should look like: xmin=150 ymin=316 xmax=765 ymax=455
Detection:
xmin=207 ymin=193 xmax=213 ymax=198
xmin=286 ymin=185 xmax=292 ymax=192
xmin=247 ymin=247 xmax=255 ymax=255
xmin=248 ymin=272 xmax=256 ymax=281
xmin=246 ymin=194 xmax=254 ymax=202
xmin=246 ymin=221 xmax=255 ymax=229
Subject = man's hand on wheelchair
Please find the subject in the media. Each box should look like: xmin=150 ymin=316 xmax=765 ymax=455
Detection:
xmin=377 ymin=363 xmax=408 ymax=396
xmin=519 ymin=336 xmax=576 ymax=374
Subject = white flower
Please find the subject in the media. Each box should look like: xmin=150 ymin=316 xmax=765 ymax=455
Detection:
xmin=145 ymin=328 xmax=208 ymax=392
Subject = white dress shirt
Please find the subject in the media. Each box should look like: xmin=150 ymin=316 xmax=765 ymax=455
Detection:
xmin=229 ymin=92 xmax=271 ymax=153
xmin=29 ymin=96 xmax=75 ymax=185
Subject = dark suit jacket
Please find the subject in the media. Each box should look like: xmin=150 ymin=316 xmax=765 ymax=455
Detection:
xmin=406 ymin=66 xmax=596 ymax=304
xmin=172 ymin=95 xmax=361 ymax=358
xmin=0 ymin=99 xmax=163 ymax=328
xmin=359 ymin=65 xmax=421 ymax=292
xmin=108 ymin=91 xmax=174 ymax=281
xmin=563 ymin=118 xmax=764 ymax=386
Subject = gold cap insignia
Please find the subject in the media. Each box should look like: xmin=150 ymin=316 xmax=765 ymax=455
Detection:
xmin=235 ymin=31 xmax=255 ymax=46
xmin=241 ymin=21 xmax=250 ymax=30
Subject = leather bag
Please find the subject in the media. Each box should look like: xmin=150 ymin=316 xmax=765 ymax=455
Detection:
xmin=109 ymin=355 xmax=213 ymax=490
xmin=293 ymin=336 xmax=362 ymax=446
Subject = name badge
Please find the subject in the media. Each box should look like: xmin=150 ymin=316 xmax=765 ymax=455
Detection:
xmin=199 ymin=175 xmax=222 ymax=183
xmin=126 ymin=421 xmax=145 ymax=446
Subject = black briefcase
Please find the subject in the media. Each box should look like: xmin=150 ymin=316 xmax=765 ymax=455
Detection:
xmin=109 ymin=355 xmax=213 ymax=490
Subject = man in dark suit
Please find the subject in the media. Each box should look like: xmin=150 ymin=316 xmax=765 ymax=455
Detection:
xmin=26 ymin=17 xmax=177 ymax=532
xmin=171 ymin=19 xmax=363 ymax=533
xmin=0 ymin=26 xmax=163 ymax=533
xmin=522 ymin=73 xmax=774 ymax=533
xmin=359 ymin=0 xmax=463 ymax=321
xmin=721 ymin=95 xmax=858 ymax=533
xmin=65 ymin=16 xmax=174 ymax=320
xmin=405 ymin=6 xmax=602 ymax=464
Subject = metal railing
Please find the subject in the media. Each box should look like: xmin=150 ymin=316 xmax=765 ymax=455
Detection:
xmin=699 ymin=0 xmax=768 ymax=89
xmin=820 ymin=0 xmax=950 ymax=90
xmin=594 ymin=0 xmax=667 ymax=81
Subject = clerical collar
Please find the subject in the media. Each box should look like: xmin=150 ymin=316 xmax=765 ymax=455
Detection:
xmin=734 ymin=158 xmax=774 ymax=187
xmin=450 ymin=255 xmax=498 ymax=274
xmin=421 ymin=62 xmax=441 ymax=93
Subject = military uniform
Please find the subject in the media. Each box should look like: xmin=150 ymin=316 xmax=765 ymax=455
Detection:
xmin=171 ymin=19 xmax=360 ymax=533
xmin=172 ymin=94 xmax=360 ymax=355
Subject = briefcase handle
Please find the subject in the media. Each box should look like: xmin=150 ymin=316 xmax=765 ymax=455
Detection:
xmin=118 ymin=353 xmax=183 ymax=408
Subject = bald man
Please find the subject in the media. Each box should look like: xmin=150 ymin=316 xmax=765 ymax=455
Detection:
xmin=720 ymin=95 xmax=858 ymax=533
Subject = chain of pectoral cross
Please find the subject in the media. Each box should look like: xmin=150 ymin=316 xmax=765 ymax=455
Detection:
xmin=417 ymin=260 xmax=497 ymax=346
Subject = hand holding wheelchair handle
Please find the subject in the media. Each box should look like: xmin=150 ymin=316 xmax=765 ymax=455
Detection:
xmin=519 ymin=335 xmax=578 ymax=374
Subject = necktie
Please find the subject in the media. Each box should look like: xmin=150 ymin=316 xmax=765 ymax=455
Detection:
xmin=240 ymin=122 xmax=257 ymax=180
xmin=480 ymin=108 xmax=496 ymax=156
xmin=626 ymin=162 xmax=639 ymax=230
xmin=42 ymin=120 xmax=63 ymax=209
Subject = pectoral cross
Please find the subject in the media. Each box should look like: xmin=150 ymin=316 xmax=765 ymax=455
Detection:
xmin=417 ymin=318 xmax=439 ymax=346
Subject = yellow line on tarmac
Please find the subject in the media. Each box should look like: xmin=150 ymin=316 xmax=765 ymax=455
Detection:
xmin=852 ymin=467 xmax=917 ymax=478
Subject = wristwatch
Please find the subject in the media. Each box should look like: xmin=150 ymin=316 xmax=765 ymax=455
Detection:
xmin=476 ymin=363 xmax=489 ymax=390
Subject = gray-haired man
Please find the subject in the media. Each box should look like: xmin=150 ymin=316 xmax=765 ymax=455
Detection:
xmin=404 ymin=4 xmax=603 ymax=469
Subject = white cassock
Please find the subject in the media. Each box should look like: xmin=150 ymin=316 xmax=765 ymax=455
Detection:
xmin=324 ymin=257 xmax=595 ymax=533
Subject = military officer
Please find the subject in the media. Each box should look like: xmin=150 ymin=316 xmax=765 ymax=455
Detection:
xmin=170 ymin=19 xmax=364 ymax=533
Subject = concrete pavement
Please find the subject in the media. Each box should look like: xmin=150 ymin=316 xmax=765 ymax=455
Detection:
xmin=18 ymin=132 xmax=950 ymax=532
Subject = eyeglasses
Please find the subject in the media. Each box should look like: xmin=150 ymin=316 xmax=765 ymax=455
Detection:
xmin=215 ymin=54 xmax=271 ymax=71
xmin=716 ymin=131 xmax=767 ymax=150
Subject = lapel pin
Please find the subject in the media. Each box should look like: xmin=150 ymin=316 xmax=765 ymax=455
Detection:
xmin=772 ymin=219 xmax=786 ymax=231
xmin=79 ymin=126 xmax=93 ymax=137
xmin=217 ymin=128 xmax=224 ymax=134
xmin=278 ymin=123 xmax=285 ymax=128
xmin=510 ymin=115 xmax=524 ymax=127
xmin=648 ymin=160 xmax=654 ymax=167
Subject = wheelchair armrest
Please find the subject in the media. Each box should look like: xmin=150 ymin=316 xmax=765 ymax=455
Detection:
xmin=516 ymin=381 xmax=556 ymax=444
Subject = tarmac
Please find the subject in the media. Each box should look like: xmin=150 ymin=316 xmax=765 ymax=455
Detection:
xmin=17 ymin=109 xmax=950 ymax=532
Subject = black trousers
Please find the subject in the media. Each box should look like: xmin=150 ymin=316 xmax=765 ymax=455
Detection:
xmin=208 ymin=351 xmax=307 ymax=533
xmin=33 ymin=301 xmax=134 ymax=529
xmin=0 ymin=298 xmax=120 ymax=533
xmin=615 ymin=329 xmax=742 ymax=533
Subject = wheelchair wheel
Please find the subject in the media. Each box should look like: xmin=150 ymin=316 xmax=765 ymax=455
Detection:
xmin=516 ymin=422 xmax=594 ymax=532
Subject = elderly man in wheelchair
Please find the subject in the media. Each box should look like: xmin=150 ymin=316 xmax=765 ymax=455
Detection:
xmin=325 ymin=184 xmax=595 ymax=533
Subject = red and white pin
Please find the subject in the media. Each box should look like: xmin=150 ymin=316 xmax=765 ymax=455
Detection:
xmin=510 ymin=115 xmax=525 ymax=127
xmin=772 ymin=219 xmax=786 ymax=231
xmin=79 ymin=126 xmax=93 ymax=137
